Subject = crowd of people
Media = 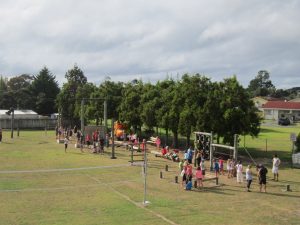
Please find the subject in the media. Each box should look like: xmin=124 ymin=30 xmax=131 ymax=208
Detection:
xmin=56 ymin=128 xmax=282 ymax=193
xmin=178 ymin=146 xmax=281 ymax=193
xmin=57 ymin=125 xmax=108 ymax=154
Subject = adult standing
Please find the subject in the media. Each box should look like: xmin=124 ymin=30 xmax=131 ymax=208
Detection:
xmin=258 ymin=164 xmax=268 ymax=193
xmin=196 ymin=150 xmax=202 ymax=167
xmin=236 ymin=161 xmax=243 ymax=183
xmin=187 ymin=147 xmax=193 ymax=164
xmin=0 ymin=128 xmax=2 ymax=143
xmin=272 ymin=154 xmax=281 ymax=181
xmin=245 ymin=165 xmax=253 ymax=192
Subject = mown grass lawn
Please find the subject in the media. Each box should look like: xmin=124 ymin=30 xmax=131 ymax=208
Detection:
xmin=0 ymin=128 xmax=299 ymax=225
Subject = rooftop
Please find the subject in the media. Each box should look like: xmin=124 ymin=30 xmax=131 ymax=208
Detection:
xmin=262 ymin=101 xmax=300 ymax=110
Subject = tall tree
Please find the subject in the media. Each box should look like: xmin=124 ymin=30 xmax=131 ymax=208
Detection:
xmin=119 ymin=81 xmax=143 ymax=133
xmin=31 ymin=67 xmax=60 ymax=115
xmin=5 ymin=74 xmax=34 ymax=109
xmin=140 ymin=83 xmax=160 ymax=133
xmin=178 ymin=74 xmax=211 ymax=146
xmin=247 ymin=70 xmax=275 ymax=97
xmin=221 ymin=77 xmax=260 ymax=144
xmin=56 ymin=65 xmax=87 ymax=127
xmin=156 ymin=79 xmax=176 ymax=146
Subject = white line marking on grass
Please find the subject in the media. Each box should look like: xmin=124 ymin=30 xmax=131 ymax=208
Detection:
xmin=0 ymin=179 xmax=140 ymax=192
xmin=86 ymin=174 xmax=179 ymax=225
xmin=0 ymin=163 xmax=143 ymax=174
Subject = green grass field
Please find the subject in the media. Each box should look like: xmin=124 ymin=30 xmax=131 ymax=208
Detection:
xmin=0 ymin=127 xmax=299 ymax=225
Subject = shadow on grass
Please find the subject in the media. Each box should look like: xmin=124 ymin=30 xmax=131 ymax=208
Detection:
xmin=1 ymin=142 xmax=13 ymax=144
xmin=239 ymin=147 xmax=292 ymax=164
xmin=260 ymin=128 xmax=284 ymax=133
xmin=189 ymin=184 xmax=234 ymax=195
xmin=263 ymin=191 xmax=300 ymax=198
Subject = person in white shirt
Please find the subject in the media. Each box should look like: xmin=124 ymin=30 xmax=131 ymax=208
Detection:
xmin=272 ymin=154 xmax=281 ymax=181
xmin=245 ymin=165 xmax=253 ymax=192
xmin=236 ymin=161 xmax=243 ymax=183
xmin=64 ymin=136 xmax=69 ymax=153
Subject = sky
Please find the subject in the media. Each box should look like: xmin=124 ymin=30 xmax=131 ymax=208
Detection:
xmin=0 ymin=0 xmax=299 ymax=89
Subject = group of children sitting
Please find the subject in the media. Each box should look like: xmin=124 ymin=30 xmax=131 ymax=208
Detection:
xmin=160 ymin=146 xmax=180 ymax=162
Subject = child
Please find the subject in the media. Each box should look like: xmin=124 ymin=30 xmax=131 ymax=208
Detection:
xmin=200 ymin=159 xmax=206 ymax=177
xmin=179 ymin=160 xmax=184 ymax=173
xmin=219 ymin=157 xmax=224 ymax=175
xmin=246 ymin=165 xmax=253 ymax=192
xmin=186 ymin=162 xmax=193 ymax=184
xmin=185 ymin=180 xmax=193 ymax=190
xmin=195 ymin=166 xmax=203 ymax=188
xmin=227 ymin=159 xmax=231 ymax=178
xmin=181 ymin=160 xmax=188 ymax=187
xmin=64 ymin=136 xmax=69 ymax=153
xmin=214 ymin=159 xmax=220 ymax=177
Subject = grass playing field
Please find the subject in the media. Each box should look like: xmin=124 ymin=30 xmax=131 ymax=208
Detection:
xmin=0 ymin=127 xmax=299 ymax=225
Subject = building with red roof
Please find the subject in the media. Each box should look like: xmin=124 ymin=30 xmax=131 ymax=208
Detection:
xmin=262 ymin=101 xmax=300 ymax=121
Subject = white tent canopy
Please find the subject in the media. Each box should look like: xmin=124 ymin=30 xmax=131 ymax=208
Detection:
xmin=0 ymin=109 xmax=38 ymax=119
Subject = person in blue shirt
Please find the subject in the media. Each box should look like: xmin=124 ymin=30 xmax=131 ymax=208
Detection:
xmin=185 ymin=180 xmax=193 ymax=190
xmin=187 ymin=147 xmax=193 ymax=164
xmin=214 ymin=159 xmax=220 ymax=177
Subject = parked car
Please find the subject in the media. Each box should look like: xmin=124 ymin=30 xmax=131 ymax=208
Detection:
xmin=278 ymin=118 xmax=290 ymax=126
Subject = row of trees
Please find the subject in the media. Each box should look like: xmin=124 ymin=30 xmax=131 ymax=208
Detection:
xmin=1 ymin=65 xmax=262 ymax=147
xmin=54 ymin=66 xmax=260 ymax=147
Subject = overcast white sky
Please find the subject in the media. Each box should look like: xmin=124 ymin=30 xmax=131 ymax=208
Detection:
xmin=0 ymin=0 xmax=299 ymax=88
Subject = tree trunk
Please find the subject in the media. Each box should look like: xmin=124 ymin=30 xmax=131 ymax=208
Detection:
xmin=173 ymin=131 xmax=178 ymax=148
xmin=165 ymin=129 xmax=169 ymax=147
xmin=187 ymin=134 xmax=190 ymax=147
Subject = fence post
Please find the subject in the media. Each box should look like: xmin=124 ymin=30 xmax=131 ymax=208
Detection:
xmin=175 ymin=176 xmax=178 ymax=183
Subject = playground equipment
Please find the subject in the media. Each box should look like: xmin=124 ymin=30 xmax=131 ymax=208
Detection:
xmin=129 ymin=148 xmax=145 ymax=164
xmin=194 ymin=131 xmax=239 ymax=171
xmin=114 ymin=121 xmax=127 ymax=140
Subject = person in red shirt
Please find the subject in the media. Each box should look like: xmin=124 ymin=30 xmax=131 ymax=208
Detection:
xmin=85 ymin=134 xmax=91 ymax=146
xmin=161 ymin=146 xmax=168 ymax=156
xmin=219 ymin=157 xmax=225 ymax=175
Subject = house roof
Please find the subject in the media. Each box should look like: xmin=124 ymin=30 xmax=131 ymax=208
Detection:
xmin=262 ymin=101 xmax=300 ymax=110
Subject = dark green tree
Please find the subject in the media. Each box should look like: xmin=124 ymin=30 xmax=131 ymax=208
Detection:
xmin=220 ymin=77 xmax=260 ymax=145
xmin=178 ymin=74 xmax=211 ymax=146
xmin=140 ymin=83 xmax=161 ymax=134
xmin=156 ymin=79 xmax=176 ymax=146
xmin=119 ymin=81 xmax=143 ymax=133
xmin=5 ymin=74 xmax=34 ymax=109
xmin=31 ymin=67 xmax=60 ymax=115
xmin=56 ymin=65 xmax=87 ymax=127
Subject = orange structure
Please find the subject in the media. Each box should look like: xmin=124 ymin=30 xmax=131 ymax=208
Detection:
xmin=114 ymin=121 xmax=127 ymax=139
